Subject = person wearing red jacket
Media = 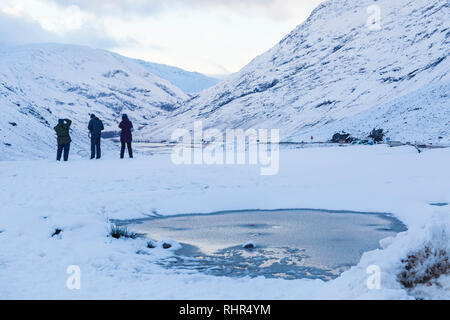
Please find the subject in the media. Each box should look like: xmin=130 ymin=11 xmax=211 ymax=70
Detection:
xmin=119 ymin=114 xmax=133 ymax=159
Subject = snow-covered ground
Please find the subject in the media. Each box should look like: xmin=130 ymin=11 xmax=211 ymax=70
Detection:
xmin=0 ymin=145 xmax=448 ymax=299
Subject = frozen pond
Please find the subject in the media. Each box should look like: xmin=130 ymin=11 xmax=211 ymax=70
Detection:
xmin=123 ymin=209 xmax=407 ymax=281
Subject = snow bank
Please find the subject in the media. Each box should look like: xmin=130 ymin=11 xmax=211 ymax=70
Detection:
xmin=0 ymin=145 xmax=448 ymax=299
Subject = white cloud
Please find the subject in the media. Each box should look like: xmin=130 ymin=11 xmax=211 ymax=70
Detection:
xmin=0 ymin=9 xmax=118 ymax=48
xmin=0 ymin=9 xmax=55 ymax=44
xmin=0 ymin=0 xmax=324 ymax=74
xmin=49 ymin=0 xmax=322 ymax=23
xmin=2 ymin=0 xmax=93 ymax=34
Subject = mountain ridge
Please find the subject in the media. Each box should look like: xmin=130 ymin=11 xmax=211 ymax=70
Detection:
xmin=140 ymin=0 xmax=449 ymax=143
xmin=0 ymin=42 xmax=189 ymax=159
xmin=132 ymin=59 xmax=220 ymax=94
xmin=1 ymin=0 xmax=449 ymax=160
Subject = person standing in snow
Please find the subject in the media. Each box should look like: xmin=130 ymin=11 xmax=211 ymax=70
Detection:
xmin=88 ymin=114 xmax=104 ymax=159
xmin=119 ymin=114 xmax=133 ymax=159
xmin=54 ymin=119 xmax=72 ymax=161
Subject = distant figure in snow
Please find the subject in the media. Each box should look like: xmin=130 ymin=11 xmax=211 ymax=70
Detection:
xmin=88 ymin=114 xmax=104 ymax=159
xmin=54 ymin=119 xmax=72 ymax=161
xmin=119 ymin=114 xmax=133 ymax=159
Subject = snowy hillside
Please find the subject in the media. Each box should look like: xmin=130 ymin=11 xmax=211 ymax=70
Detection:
xmin=133 ymin=59 xmax=220 ymax=94
xmin=143 ymin=0 xmax=449 ymax=143
xmin=1 ymin=146 xmax=449 ymax=299
xmin=0 ymin=43 xmax=188 ymax=160
xmin=302 ymin=81 xmax=450 ymax=144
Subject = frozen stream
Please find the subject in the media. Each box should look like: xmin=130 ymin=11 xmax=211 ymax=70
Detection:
xmin=123 ymin=209 xmax=407 ymax=281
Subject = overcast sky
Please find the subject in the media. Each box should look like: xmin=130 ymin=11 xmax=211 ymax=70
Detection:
xmin=0 ymin=0 xmax=323 ymax=76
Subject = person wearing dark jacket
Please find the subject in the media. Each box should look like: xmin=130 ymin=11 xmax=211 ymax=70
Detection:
xmin=54 ymin=119 xmax=72 ymax=161
xmin=119 ymin=114 xmax=133 ymax=159
xmin=88 ymin=114 xmax=104 ymax=159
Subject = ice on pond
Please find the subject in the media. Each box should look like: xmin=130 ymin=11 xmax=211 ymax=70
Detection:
xmin=124 ymin=209 xmax=407 ymax=281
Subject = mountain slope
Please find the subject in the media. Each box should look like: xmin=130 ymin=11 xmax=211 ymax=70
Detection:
xmin=133 ymin=59 xmax=220 ymax=94
xmin=144 ymin=0 xmax=449 ymax=143
xmin=0 ymin=43 xmax=188 ymax=159
xmin=303 ymin=80 xmax=450 ymax=143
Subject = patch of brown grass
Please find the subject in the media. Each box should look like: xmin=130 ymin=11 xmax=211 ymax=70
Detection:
xmin=398 ymin=246 xmax=449 ymax=289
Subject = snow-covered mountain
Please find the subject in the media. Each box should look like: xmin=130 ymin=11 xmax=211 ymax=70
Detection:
xmin=1 ymin=0 xmax=448 ymax=160
xmin=0 ymin=43 xmax=188 ymax=159
xmin=305 ymin=81 xmax=450 ymax=143
xmin=143 ymin=0 xmax=449 ymax=143
xmin=133 ymin=59 xmax=220 ymax=94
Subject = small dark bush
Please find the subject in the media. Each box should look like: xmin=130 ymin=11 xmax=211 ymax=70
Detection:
xmin=162 ymin=243 xmax=172 ymax=249
xmin=110 ymin=225 xmax=137 ymax=239
xmin=147 ymin=240 xmax=157 ymax=249
xmin=368 ymin=128 xmax=385 ymax=143
xmin=398 ymin=245 xmax=449 ymax=289
xmin=52 ymin=228 xmax=62 ymax=237
xmin=243 ymin=242 xmax=256 ymax=249
xmin=331 ymin=132 xmax=354 ymax=143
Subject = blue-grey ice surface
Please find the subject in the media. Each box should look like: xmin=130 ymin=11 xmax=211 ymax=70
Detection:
xmin=126 ymin=209 xmax=407 ymax=281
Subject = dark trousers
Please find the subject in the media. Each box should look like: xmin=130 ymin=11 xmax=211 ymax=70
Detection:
xmin=57 ymin=143 xmax=70 ymax=161
xmin=91 ymin=134 xmax=101 ymax=159
xmin=121 ymin=142 xmax=133 ymax=158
